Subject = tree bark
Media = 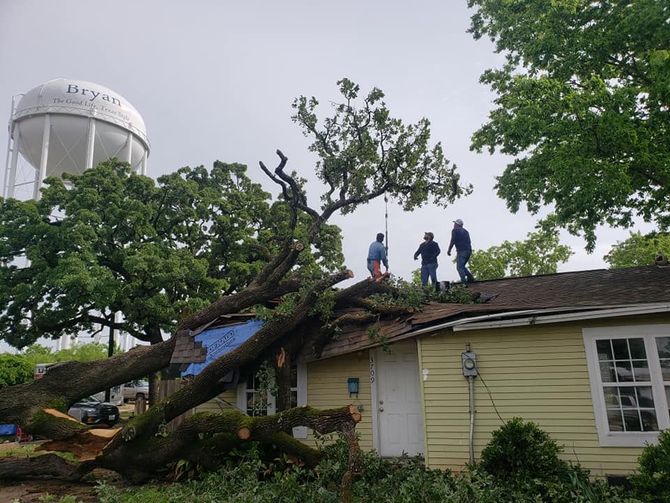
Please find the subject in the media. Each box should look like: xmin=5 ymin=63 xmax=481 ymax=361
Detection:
xmin=0 ymin=453 xmax=88 ymax=481
xmin=1 ymin=405 xmax=361 ymax=482
xmin=274 ymin=348 xmax=292 ymax=413
xmin=145 ymin=324 xmax=165 ymax=406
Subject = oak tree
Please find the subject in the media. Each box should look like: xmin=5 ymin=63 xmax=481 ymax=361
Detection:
xmin=0 ymin=79 xmax=468 ymax=488
xmin=469 ymin=226 xmax=573 ymax=280
xmin=604 ymin=231 xmax=670 ymax=268
xmin=469 ymin=0 xmax=670 ymax=249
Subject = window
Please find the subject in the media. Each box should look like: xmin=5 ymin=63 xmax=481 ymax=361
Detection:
xmin=237 ymin=363 xmax=307 ymax=438
xmin=244 ymin=372 xmax=274 ymax=416
xmin=583 ymin=326 xmax=670 ymax=446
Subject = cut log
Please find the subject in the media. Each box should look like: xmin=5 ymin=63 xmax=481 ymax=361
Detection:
xmin=39 ymin=427 xmax=121 ymax=461
xmin=99 ymin=405 xmax=361 ymax=478
xmin=0 ymin=453 xmax=88 ymax=481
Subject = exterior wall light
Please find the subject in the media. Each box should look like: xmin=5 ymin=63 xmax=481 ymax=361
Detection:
xmin=347 ymin=377 xmax=360 ymax=397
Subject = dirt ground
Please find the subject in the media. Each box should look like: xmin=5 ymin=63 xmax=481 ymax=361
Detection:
xmin=0 ymin=404 xmax=136 ymax=502
xmin=0 ymin=480 xmax=99 ymax=503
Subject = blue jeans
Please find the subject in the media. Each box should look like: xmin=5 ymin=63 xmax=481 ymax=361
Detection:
xmin=456 ymin=251 xmax=475 ymax=284
xmin=421 ymin=262 xmax=438 ymax=288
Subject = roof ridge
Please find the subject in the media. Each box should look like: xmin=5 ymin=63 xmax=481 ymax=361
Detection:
xmin=470 ymin=264 xmax=663 ymax=285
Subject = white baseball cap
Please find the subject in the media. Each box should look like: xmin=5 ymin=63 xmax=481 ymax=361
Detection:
xmin=454 ymin=219 xmax=464 ymax=226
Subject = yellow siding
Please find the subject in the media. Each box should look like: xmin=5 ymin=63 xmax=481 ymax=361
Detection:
xmin=419 ymin=315 xmax=670 ymax=477
xmin=190 ymin=355 xmax=373 ymax=452
xmin=193 ymin=389 xmax=238 ymax=413
xmin=305 ymin=351 xmax=373 ymax=451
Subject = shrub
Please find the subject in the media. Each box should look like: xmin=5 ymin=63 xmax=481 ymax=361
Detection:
xmin=95 ymin=435 xmax=639 ymax=503
xmin=479 ymin=417 xmax=569 ymax=483
xmin=630 ymin=429 xmax=670 ymax=503
xmin=478 ymin=418 xmax=640 ymax=502
xmin=0 ymin=354 xmax=33 ymax=387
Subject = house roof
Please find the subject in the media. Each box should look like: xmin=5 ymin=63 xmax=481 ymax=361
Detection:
xmin=467 ymin=265 xmax=670 ymax=308
xmin=303 ymin=265 xmax=670 ymax=362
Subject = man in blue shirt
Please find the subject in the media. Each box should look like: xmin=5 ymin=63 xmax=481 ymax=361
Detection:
xmin=367 ymin=233 xmax=389 ymax=279
xmin=414 ymin=232 xmax=441 ymax=290
xmin=447 ymin=219 xmax=475 ymax=285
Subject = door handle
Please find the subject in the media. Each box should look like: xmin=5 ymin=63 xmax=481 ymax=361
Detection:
xmin=379 ymin=407 xmax=384 ymax=412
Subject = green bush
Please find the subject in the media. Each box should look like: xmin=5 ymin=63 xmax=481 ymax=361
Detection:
xmin=93 ymin=434 xmax=639 ymax=503
xmin=630 ymin=429 xmax=670 ymax=503
xmin=477 ymin=418 xmax=640 ymax=502
xmin=0 ymin=354 xmax=33 ymax=387
xmin=479 ymin=417 xmax=569 ymax=483
xmin=0 ymin=343 xmax=109 ymax=388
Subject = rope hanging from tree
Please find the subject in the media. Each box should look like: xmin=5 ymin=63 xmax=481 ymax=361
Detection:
xmin=384 ymin=192 xmax=389 ymax=261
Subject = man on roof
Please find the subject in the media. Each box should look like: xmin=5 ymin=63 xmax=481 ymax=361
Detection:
xmin=367 ymin=232 xmax=389 ymax=280
xmin=414 ymin=232 xmax=441 ymax=291
xmin=447 ymin=219 xmax=475 ymax=285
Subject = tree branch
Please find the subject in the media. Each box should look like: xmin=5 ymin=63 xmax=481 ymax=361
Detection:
xmin=118 ymin=270 xmax=354 ymax=443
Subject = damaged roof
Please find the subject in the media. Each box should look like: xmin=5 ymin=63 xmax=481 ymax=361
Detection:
xmin=303 ymin=265 xmax=670 ymax=362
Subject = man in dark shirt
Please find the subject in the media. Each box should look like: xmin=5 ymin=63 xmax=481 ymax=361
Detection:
xmin=447 ymin=219 xmax=475 ymax=285
xmin=414 ymin=232 xmax=441 ymax=290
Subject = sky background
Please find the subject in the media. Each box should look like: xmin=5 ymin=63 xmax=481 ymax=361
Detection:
xmin=0 ymin=0 xmax=653 ymax=291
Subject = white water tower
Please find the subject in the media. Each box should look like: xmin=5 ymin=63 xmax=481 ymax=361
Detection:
xmin=3 ymin=79 xmax=149 ymax=351
xmin=3 ymin=78 xmax=150 ymax=200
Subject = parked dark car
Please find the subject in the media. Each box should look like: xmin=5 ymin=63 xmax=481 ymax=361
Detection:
xmin=67 ymin=396 xmax=119 ymax=426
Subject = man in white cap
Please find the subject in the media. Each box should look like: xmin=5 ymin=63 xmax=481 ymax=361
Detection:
xmin=447 ymin=219 xmax=475 ymax=285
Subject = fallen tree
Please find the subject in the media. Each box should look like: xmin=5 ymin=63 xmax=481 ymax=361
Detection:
xmin=0 ymin=79 xmax=468 ymax=493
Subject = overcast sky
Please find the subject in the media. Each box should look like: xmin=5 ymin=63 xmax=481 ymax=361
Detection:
xmin=0 ymin=0 xmax=651 ymax=288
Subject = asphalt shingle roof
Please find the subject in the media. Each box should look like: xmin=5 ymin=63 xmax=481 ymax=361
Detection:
xmin=306 ymin=266 xmax=670 ymax=361
xmin=468 ymin=265 xmax=670 ymax=309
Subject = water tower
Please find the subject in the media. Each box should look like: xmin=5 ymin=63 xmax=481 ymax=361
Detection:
xmin=3 ymin=78 xmax=150 ymax=199
xmin=3 ymin=79 xmax=149 ymax=351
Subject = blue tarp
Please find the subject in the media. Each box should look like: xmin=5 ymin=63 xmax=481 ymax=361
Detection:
xmin=0 ymin=424 xmax=17 ymax=436
xmin=181 ymin=319 xmax=265 ymax=377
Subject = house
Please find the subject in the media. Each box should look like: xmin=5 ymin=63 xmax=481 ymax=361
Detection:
xmin=190 ymin=265 xmax=670 ymax=478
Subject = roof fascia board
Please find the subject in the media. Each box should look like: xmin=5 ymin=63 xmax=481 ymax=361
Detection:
xmin=452 ymin=303 xmax=670 ymax=332
xmin=410 ymin=306 xmax=607 ymax=338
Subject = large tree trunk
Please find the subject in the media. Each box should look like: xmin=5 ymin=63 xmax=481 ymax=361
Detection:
xmin=0 ymin=137 xmax=450 ymax=495
xmin=0 ymin=272 xmax=393 ymax=487
xmin=0 ymin=338 xmax=176 ymax=439
xmin=112 ymin=270 xmax=354 ymax=446
xmin=0 ymin=405 xmax=361 ymax=483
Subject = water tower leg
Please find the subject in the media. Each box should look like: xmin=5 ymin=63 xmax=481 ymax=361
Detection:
xmin=3 ymin=96 xmax=18 ymax=199
xmin=85 ymin=118 xmax=96 ymax=172
xmin=33 ymin=114 xmax=51 ymax=200
xmin=140 ymin=150 xmax=147 ymax=176
xmin=125 ymin=132 xmax=133 ymax=166
xmin=3 ymin=137 xmax=12 ymax=200
xmin=5 ymin=130 xmax=20 ymax=200
xmin=58 ymin=333 xmax=71 ymax=351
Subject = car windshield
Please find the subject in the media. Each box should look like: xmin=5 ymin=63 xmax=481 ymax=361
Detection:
xmin=79 ymin=396 xmax=101 ymax=404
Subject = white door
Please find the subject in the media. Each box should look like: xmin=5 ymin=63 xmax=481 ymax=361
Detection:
xmin=376 ymin=341 xmax=424 ymax=457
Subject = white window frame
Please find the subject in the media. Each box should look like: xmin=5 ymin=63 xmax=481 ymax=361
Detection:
xmin=236 ymin=362 xmax=308 ymax=438
xmin=583 ymin=325 xmax=670 ymax=447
